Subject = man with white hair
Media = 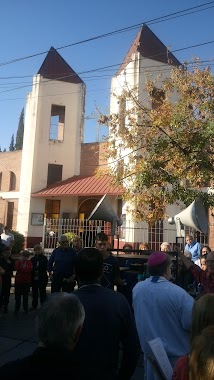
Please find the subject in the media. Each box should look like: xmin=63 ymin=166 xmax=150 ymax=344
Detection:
xmin=0 ymin=293 xmax=85 ymax=378
xmin=160 ymin=241 xmax=172 ymax=252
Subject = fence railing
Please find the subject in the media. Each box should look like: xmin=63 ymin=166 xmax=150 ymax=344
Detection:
xmin=42 ymin=217 xmax=208 ymax=252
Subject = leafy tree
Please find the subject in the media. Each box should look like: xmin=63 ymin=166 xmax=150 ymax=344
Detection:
xmin=0 ymin=146 xmax=1 ymax=152
xmin=99 ymin=62 xmax=214 ymax=223
xmin=3 ymin=148 xmax=6 ymax=152
xmin=15 ymin=108 xmax=24 ymax=150
xmin=11 ymin=230 xmax=25 ymax=254
xmin=9 ymin=134 xmax=15 ymax=151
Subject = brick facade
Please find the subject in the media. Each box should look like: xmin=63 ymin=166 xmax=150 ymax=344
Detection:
xmin=80 ymin=141 xmax=107 ymax=176
xmin=0 ymin=151 xmax=22 ymax=229
xmin=0 ymin=150 xmax=22 ymax=191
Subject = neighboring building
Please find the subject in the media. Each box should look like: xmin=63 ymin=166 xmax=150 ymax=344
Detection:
xmin=0 ymin=26 xmax=211 ymax=249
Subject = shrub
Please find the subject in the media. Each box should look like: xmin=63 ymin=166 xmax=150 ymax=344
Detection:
xmin=11 ymin=230 xmax=25 ymax=254
xmin=56 ymin=232 xmax=77 ymax=247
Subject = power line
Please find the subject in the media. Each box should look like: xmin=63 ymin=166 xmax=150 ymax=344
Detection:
xmin=0 ymin=1 xmax=213 ymax=68
xmin=0 ymin=38 xmax=213 ymax=96
xmin=1 ymin=58 xmax=214 ymax=85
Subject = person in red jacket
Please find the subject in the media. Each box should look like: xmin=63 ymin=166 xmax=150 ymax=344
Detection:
xmin=14 ymin=250 xmax=33 ymax=314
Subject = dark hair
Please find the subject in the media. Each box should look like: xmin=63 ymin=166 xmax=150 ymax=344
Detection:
xmin=74 ymin=248 xmax=103 ymax=282
xmin=200 ymin=244 xmax=211 ymax=256
xmin=95 ymin=232 xmax=108 ymax=242
xmin=148 ymin=254 xmax=171 ymax=276
xmin=123 ymin=244 xmax=132 ymax=251
xmin=22 ymin=250 xmax=30 ymax=258
xmin=189 ymin=326 xmax=214 ymax=380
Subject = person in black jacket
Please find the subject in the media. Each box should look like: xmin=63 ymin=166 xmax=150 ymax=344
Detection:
xmin=0 ymin=246 xmax=15 ymax=312
xmin=0 ymin=236 xmax=6 ymax=256
xmin=30 ymin=244 xmax=48 ymax=310
xmin=73 ymin=247 xmax=141 ymax=380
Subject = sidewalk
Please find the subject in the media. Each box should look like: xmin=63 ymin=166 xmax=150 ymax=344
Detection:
xmin=0 ymin=292 xmax=38 ymax=367
xmin=0 ymin=290 xmax=144 ymax=379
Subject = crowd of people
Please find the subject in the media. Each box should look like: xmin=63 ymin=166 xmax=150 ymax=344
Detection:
xmin=0 ymin=230 xmax=214 ymax=379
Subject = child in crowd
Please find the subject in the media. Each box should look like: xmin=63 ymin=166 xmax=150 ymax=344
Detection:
xmin=200 ymin=256 xmax=207 ymax=271
xmin=30 ymin=244 xmax=48 ymax=310
xmin=14 ymin=250 xmax=32 ymax=314
xmin=0 ymin=246 xmax=15 ymax=312
xmin=139 ymin=242 xmax=150 ymax=251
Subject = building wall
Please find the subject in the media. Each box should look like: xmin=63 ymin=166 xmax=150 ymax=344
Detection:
xmin=17 ymin=74 xmax=85 ymax=237
xmin=80 ymin=141 xmax=107 ymax=176
xmin=0 ymin=151 xmax=22 ymax=229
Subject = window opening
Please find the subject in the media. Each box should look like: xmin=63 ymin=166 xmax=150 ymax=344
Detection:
xmin=49 ymin=105 xmax=65 ymax=141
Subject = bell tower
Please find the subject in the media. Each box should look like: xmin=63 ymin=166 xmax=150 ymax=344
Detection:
xmin=17 ymin=47 xmax=85 ymax=242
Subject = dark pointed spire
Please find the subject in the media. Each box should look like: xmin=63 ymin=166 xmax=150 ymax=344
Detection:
xmin=38 ymin=47 xmax=84 ymax=84
xmin=116 ymin=24 xmax=181 ymax=75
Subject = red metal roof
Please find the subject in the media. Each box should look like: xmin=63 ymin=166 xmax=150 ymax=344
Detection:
xmin=32 ymin=174 xmax=123 ymax=197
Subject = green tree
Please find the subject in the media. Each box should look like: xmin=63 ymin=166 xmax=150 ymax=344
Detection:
xmin=15 ymin=108 xmax=24 ymax=150
xmin=99 ymin=61 xmax=214 ymax=223
xmin=9 ymin=134 xmax=15 ymax=151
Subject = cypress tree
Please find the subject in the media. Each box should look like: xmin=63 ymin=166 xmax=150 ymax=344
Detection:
xmin=9 ymin=134 xmax=15 ymax=151
xmin=15 ymin=108 xmax=24 ymax=150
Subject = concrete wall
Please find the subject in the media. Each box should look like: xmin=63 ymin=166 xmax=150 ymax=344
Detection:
xmin=17 ymin=74 xmax=85 ymax=237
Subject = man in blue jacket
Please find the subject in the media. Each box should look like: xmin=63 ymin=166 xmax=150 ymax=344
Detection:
xmin=184 ymin=234 xmax=201 ymax=263
xmin=48 ymin=235 xmax=76 ymax=293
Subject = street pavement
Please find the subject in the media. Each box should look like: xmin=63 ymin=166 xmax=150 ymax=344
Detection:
xmin=0 ymin=289 xmax=144 ymax=379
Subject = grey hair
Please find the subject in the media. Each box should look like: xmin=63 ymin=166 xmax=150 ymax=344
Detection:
xmin=36 ymin=292 xmax=85 ymax=348
xmin=160 ymin=242 xmax=172 ymax=250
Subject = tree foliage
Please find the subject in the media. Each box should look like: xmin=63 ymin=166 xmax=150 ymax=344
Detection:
xmin=11 ymin=230 xmax=25 ymax=254
xmin=15 ymin=108 xmax=24 ymax=150
xmin=9 ymin=134 xmax=15 ymax=151
xmin=99 ymin=62 xmax=214 ymax=223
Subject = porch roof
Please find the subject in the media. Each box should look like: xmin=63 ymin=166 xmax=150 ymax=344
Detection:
xmin=31 ymin=174 xmax=123 ymax=198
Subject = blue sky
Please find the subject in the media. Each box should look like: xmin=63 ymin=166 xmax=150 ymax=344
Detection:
xmin=0 ymin=0 xmax=213 ymax=150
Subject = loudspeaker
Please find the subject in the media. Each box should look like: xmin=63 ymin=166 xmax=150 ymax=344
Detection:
xmin=87 ymin=194 xmax=123 ymax=235
xmin=168 ymin=197 xmax=208 ymax=236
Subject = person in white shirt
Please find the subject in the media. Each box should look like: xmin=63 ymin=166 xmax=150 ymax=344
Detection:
xmin=132 ymin=251 xmax=194 ymax=380
xmin=1 ymin=226 xmax=14 ymax=248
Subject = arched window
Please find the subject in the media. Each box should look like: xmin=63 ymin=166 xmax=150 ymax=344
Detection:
xmin=9 ymin=171 xmax=16 ymax=191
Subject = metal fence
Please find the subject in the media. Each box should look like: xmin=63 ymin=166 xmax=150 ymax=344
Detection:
xmin=42 ymin=217 xmax=208 ymax=252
